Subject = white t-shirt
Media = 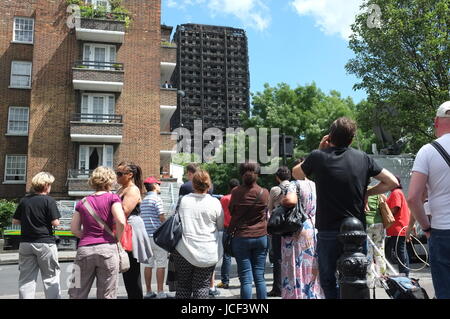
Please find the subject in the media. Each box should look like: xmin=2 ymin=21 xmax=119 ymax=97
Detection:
xmin=175 ymin=193 xmax=224 ymax=267
xmin=412 ymin=133 xmax=450 ymax=229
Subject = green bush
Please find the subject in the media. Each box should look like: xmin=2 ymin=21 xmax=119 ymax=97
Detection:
xmin=0 ymin=200 xmax=17 ymax=236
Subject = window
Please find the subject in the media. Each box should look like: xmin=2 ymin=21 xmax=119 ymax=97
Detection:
xmin=78 ymin=145 xmax=114 ymax=172
xmin=86 ymin=0 xmax=111 ymax=10
xmin=83 ymin=43 xmax=116 ymax=69
xmin=81 ymin=94 xmax=115 ymax=122
xmin=10 ymin=61 xmax=32 ymax=88
xmin=7 ymin=107 xmax=29 ymax=135
xmin=4 ymin=155 xmax=27 ymax=183
xmin=13 ymin=17 xmax=34 ymax=44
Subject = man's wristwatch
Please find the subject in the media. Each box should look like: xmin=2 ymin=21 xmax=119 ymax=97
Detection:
xmin=422 ymin=227 xmax=432 ymax=233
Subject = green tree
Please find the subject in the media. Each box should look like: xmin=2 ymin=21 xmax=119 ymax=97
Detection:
xmin=346 ymin=0 xmax=450 ymax=152
xmin=0 ymin=200 xmax=17 ymax=236
xmin=242 ymin=83 xmax=375 ymax=154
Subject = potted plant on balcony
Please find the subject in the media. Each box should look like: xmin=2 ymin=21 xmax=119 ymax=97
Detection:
xmin=112 ymin=63 xmax=123 ymax=71
xmin=66 ymin=0 xmax=131 ymax=28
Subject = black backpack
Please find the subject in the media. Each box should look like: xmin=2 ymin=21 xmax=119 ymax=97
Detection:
xmin=383 ymin=276 xmax=429 ymax=299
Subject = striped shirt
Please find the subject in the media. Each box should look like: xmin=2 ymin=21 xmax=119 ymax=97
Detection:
xmin=141 ymin=192 xmax=164 ymax=236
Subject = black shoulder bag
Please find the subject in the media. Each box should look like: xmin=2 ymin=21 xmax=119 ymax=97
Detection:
xmin=430 ymin=141 xmax=450 ymax=168
xmin=153 ymin=196 xmax=184 ymax=252
xmin=224 ymin=189 xmax=264 ymax=257
xmin=267 ymin=181 xmax=307 ymax=236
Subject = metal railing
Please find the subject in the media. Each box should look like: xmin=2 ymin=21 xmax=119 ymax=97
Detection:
xmin=74 ymin=60 xmax=124 ymax=71
xmin=71 ymin=113 xmax=123 ymax=123
xmin=68 ymin=169 xmax=93 ymax=179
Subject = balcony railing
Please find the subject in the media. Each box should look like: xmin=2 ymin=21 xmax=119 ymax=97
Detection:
xmin=71 ymin=113 xmax=123 ymax=123
xmin=68 ymin=169 xmax=93 ymax=179
xmin=76 ymin=18 xmax=126 ymax=43
xmin=74 ymin=61 xmax=124 ymax=71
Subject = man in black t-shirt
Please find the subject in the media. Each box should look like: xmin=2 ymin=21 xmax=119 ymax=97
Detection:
xmin=287 ymin=117 xmax=398 ymax=299
xmin=12 ymin=172 xmax=61 ymax=299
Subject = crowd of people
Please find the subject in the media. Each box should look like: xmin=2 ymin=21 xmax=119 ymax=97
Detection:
xmin=10 ymin=101 xmax=450 ymax=299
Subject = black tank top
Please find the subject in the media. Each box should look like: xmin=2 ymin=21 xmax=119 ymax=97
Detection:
xmin=121 ymin=195 xmax=141 ymax=216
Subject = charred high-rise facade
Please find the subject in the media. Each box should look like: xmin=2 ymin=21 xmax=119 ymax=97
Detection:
xmin=171 ymin=24 xmax=250 ymax=132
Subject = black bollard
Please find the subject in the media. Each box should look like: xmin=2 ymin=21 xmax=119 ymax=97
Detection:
xmin=337 ymin=217 xmax=370 ymax=299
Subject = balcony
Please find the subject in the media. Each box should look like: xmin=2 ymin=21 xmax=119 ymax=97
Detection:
xmin=160 ymin=105 xmax=176 ymax=131
xmin=70 ymin=113 xmax=123 ymax=143
xmin=160 ymin=87 xmax=177 ymax=131
xmin=161 ymin=61 xmax=176 ymax=87
xmin=161 ymin=44 xmax=177 ymax=62
xmin=160 ymin=132 xmax=177 ymax=168
xmin=160 ymin=87 xmax=177 ymax=105
xmin=67 ymin=169 xmax=92 ymax=197
xmin=67 ymin=169 xmax=120 ymax=197
xmin=72 ymin=61 xmax=124 ymax=92
xmin=76 ymin=18 xmax=125 ymax=43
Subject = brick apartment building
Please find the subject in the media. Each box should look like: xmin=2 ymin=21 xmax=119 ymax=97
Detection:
xmin=0 ymin=0 xmax=177 ymax=200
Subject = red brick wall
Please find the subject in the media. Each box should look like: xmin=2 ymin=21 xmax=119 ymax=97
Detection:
xmin=72 ymin=68 xmax=124 ymax=82
xmin=161 ymin=46 xmax=176 ymax=62
xmin=0 ymin=1 xmax=35 ymax=198
xmin=70 ymin=122 xmax=123 ymax=136
xmin=113 ymin=0 xmax=161 ymax=179
xmin=160 ymin=88 xmax=177 ymax=105
xmin=26 ymin=0 xmax=79 ymax=198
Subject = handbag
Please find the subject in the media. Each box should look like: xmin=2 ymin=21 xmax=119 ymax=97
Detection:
xmin=224 ymin=189 xmax=264 ymax=257
xmin=113 ymin=220 xmax=133 ymax=252
xmin=378 ymin=195 xmax=395 ymax=229
xmin=153 ymin=196 xmax=183 ymax=252
xmin=267 ymin=183 xmax=306 ymax=236
xmin=82 ymin=198 xmax=130 ymax=273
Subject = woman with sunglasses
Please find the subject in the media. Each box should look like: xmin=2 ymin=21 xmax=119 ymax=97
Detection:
xmin=116 ymin=161 xmax=153 ymax=299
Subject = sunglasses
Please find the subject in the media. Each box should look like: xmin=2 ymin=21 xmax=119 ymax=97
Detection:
xmin=115 ymin=171 xmax=129 ymax=177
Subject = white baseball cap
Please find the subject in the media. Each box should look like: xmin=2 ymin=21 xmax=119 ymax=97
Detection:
xmin=436 ymin=101 xmax=450 ymax=117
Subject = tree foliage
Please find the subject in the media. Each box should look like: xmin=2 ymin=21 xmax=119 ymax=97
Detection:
xmin=0 ymin=199 xmax=17 ymax=236
xmin=346 ymin=0 xmax=450 ymax=152
xmin=242 ymin=82 xmax=375 ymax=154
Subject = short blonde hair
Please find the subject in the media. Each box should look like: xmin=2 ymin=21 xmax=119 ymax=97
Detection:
xmin=31 ymin=172 xmax=55 ymax=193
xmin=89 ymin=166 xmax=116 ymax=191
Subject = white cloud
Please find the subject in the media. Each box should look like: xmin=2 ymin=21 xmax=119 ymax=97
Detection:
xmin=290 ymin=0 xmax=364 ymax=40
xmin=167 ymin=0 xmax=178 ymax=8
xmin=165 ymin=0 xmax=271 ymax=31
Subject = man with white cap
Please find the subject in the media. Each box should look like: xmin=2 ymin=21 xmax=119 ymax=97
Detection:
xmin=408 ymin=101 xmax=450 ymax=299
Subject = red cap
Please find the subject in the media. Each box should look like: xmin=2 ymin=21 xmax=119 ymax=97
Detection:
xmin=144 ymin=177 xmax=161 ymax=184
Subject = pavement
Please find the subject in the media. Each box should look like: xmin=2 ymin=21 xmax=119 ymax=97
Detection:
xmin=0 ymin=243 xmax=435 ymax=299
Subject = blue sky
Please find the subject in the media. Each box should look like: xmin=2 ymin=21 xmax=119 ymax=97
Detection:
xmin=162 ymin=0 xmax=368 ymax=104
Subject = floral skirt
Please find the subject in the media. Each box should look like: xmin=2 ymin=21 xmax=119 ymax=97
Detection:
xmin=281 ymin=219 xmax=324 ymax=299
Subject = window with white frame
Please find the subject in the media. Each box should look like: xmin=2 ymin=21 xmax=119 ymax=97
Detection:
xmin=78 ymin=145 xmax=114 ymax=171
xmin=86 ymin=0 xmax=111 ymax=11
xmin=7 ymin=107 xmax=29 ymax=135
xmin=83 ymin=43 xmax=116 ymax=69
xmin=81 ymin=94 xmax=115 ymax=122
xmin=4 ymin=155 xmax=27 ymax=182
xmin=13 ymin=17 xmax=34 ymax=43
xmin=10 ymin=61 xmax=32 ymax=88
